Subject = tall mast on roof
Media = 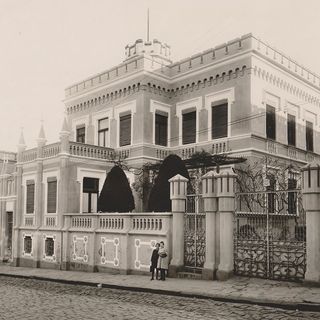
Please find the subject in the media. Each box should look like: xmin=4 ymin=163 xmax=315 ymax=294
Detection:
xmin=147 ymin=8 xmax=150 ymax=42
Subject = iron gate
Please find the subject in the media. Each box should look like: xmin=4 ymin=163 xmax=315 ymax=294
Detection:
xmin=184 ymin=195 xmax=206 ymax=269
xmin=234 ymin=190 xmax=306 ymax=281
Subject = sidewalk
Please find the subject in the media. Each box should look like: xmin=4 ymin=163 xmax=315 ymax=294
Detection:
xmin=0 ymin=264 xmax=319 ymax=312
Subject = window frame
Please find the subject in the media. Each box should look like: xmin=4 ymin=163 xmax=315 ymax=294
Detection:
xmin=155 ymin=113 xmax=168 ymax=146
xmin=76 ymin=126 xmax=86 ymax=143
xmin=176 ymin=97 xmax=202 ymax=145
xmin=287 ymin=113 xmax=296 ymax=147
xmin=205 ymin=89 xmax=234 ymax=141
xmin=114 ymin=101 xmax=136 ymax=148
xmin=182 ymin=110 xmax=197 ymax=145
xmin=211 ymin=102 xmax=228 ymax=140
xmin=150 ymin=100 xmax=171 ymax=147
xmin=47 ymin=178 xmax=57 ymax=214
xmin=26 ymin=180 xmax=35 ymax=214
xmin=98 ymin=117 xmax=109 ymax=147
xmin=306 ymin=120 xmax=314 ymax=152
xmin=266 ymin=104 xmax=276 ymax=140
xmin=82 ymin=177 xmax=99 ymax=213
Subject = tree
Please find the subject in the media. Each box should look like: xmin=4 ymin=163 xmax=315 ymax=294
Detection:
xmin=148 ymin=154 xmax=189 ymax=212
xmin=98 ymin=166 xmax=135 ymax=213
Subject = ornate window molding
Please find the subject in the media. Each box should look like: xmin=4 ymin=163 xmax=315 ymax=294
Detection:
xmin=76 ymin=168 xmax=106 ymax=213
xmin=134 ymin=239 xmax=157 ymax=270
xmin=205 ymin=88 xmax=235 ymax=141
xmin=71 ymin=115 xmax=89 ymax=143
xmin=42 ymin=170 xmax=60 ymax=216
xmin=92 ymin=109 xmax=113 ymax=147
xmin=150 ymin=100 xmax=172 ymax=147
xmin=176 ymin=97 xmax=202 ymax=145
xmin=114 ymin=100 xmax=137 ymax=148
xmin=72 ymin=235 xmax=88 ymax=263
xmin=100 ymin=237 xmax=120 ymax=266
xmin=43 ymin=234 xmax=56 ymax=262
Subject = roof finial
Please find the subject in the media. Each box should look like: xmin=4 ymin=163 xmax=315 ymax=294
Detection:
xmin=147 ymin=8 xmax=150 ymax=42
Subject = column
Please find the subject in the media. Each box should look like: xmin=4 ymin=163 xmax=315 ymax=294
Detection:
xmin=201 ymin=170 xmax=218 ymax=280
xmin=32 ymin=138 xmax=45 ymax=267
xmin=12 ymin=137 xmax=26 ymax=266
xmin=168 ymin=174 xmax=188 ymax=277
xmin=216 ymin=167 xmax=237 ymax=280
xmin=302 ymin=162 xmax=320 ymax=283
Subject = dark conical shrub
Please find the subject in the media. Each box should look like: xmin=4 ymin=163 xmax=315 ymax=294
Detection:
xmin=98 ymin=166 xmax=135 ymax=213
xmin=148 ymin=154 xmax=189 ymax=212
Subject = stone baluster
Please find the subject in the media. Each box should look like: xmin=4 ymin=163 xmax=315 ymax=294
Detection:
xmin=168 ymin=174 xmax=188 ymax=277
xmin=301 ymin=162 xmax=320 ymax=283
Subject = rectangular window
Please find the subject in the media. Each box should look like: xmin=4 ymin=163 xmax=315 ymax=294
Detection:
xmin=24 ymin=236 xmax=32 ymax=254
xmin=266 ymin=105 xmax=276 ymax=140
xmin=119 ymin=114 xmax=131 ymax=147
xmin=47 ymin=178 xmax=57 ymax=213
xmin=82 ymin=177 xmax=99 ymax=213
xmin=98 ymin=118 xmax=109 ymax=147
xmin=26 ymin=180 xmax=35 ymax=214
xmin=76 ymin=126 xmax=85 ymax=143
xmin=155 ymin=113 xmax=168 ymax=146
xmin=287 ymin=114 xmax=296 ymax=146
xmin=182 ymin=111 xmax=196 ymax=144
xmin=306 ymin=121 xmax=314 ymax=152
xmin=45 ymin=237 xmax=54 ymax=257
xmin=212 ymin=103 xmax=228 ymax=139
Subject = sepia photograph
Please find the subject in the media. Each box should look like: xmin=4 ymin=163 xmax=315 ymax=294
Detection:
xmin=0 ymin=0 xmax=320 ymax=319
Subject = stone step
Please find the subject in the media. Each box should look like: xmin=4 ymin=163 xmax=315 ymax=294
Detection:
xmin=177 ymin=272 xmax=202 ymax=280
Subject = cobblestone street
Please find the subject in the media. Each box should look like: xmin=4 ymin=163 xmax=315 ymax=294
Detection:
xmin=0 ymin=276 xmax=318 ymax=320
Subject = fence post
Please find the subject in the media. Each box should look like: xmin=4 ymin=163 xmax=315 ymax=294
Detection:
xmin=201 ymin=170 xmax=218 ymax=280
xmin=216 ymin=167 xmax=237 ymax=280
xmin=168 ymin=174 xmax=188 ymax=277
xmin=301 ymin=162 xmax=320 ymax=283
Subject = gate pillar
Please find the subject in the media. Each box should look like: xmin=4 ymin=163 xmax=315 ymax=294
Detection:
xmin=202 ymin=170 xmax=218 ymax=280
xmin=169 ymin=174 xmax=188 ymax=277
xmin=302 ymin=162 xmax=320 ymax=283
xmin=216 ymin=167 xmax=237 ymax=281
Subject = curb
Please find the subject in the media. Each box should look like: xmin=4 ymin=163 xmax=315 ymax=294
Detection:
xmin=0 ymin=272 xmax=319 ymax=312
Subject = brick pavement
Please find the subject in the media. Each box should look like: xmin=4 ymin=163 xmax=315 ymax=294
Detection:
xmin=0 ymin=265 xmax=319 ymax=311
xmin=0 ymin=276 xmax=319 ymax=320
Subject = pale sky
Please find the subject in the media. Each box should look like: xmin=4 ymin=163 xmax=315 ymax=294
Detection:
xmin=1 ymin=0 xmax=320 ymax=152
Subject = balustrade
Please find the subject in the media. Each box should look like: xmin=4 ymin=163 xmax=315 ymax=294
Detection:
xmin=64 ymin=213 xmax=171 ymax=233
xmin=69 ymin=142 xmax=114 ymax=160
xmin=45 ymin=216 xmax=57 ymax=227
xmin=43 ymin=143 xmax=61 ymax=158
xmin=24 ymin=217 xmax=34 ymax=226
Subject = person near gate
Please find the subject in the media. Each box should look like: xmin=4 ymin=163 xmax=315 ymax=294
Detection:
xmin=157 ymin=241 xmax=169 ymax=281
xmin=150 ymin=242 xmax=160 ymax=280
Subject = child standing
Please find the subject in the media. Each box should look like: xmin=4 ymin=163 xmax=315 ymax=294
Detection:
xmin=150 ymin=243 xmax=160 ymax=280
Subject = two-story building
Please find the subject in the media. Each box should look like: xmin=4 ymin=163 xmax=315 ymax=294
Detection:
xmin=2 ymin=33 xmax=320 ymax=271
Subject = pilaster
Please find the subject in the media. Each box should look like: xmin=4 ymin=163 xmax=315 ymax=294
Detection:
xmin=201 ymin=170 xmax=218 ymax=280
xmin=168 ymin=174 xmax=188 ymax=277
xmin=301 ymin=162 xmax=320 ymax=283
xmin=215 ymin=167 xmax=237 ymax=280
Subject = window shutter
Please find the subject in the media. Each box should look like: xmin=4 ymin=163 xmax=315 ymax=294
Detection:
xmin=26 ymin=181 xmax=35 ymax=214
xmin=155 ymin=114 xmax=168 ymax=146
xmin=120 ymin=114 xmax=131 ymax=146
xmin=47 ymin=179 xmax=57 ymax=213
xmin=266 ymin=105 xmax=276 ymax=140
xmin=182 ymin=111 xmax=196 ymax=144
xmin=306 ymin=121 xmax=314 ymax=152
xmin=212 ymin=103 xmax=228 ymax=139
xmin=287 ymin=114 xmax=296 ymax=146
